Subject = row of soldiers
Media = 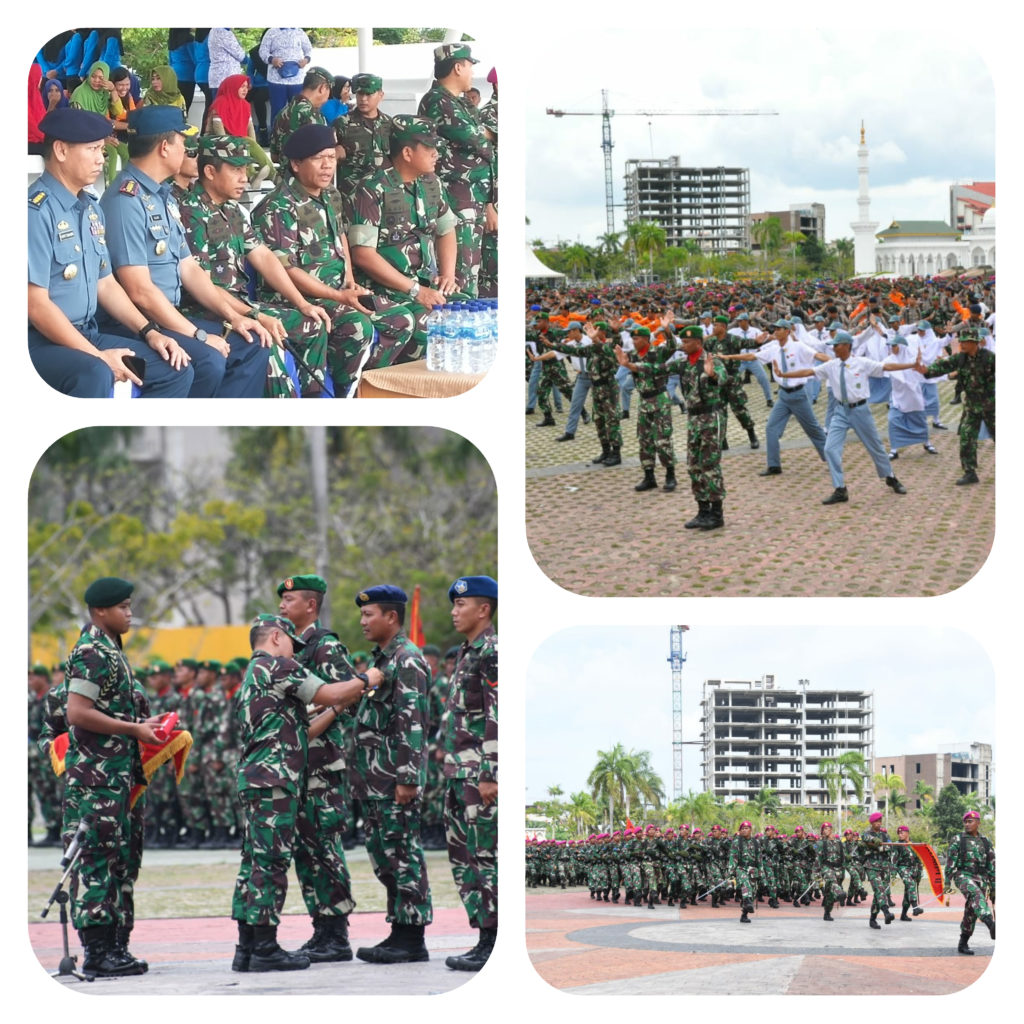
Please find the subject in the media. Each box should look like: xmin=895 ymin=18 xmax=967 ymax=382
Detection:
xmin=28 ymin=646 xmax=460 ymax=853
xmin=527 ymin=812 xmax=995 ymax=952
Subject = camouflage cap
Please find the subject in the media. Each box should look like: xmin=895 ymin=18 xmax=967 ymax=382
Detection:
xmin=250 ymin=613 xmax=306 ymax=649
xmin=277 ymin=573 xmax=328 ymax=597
xmin=305 ymin=65 xmax=335 ymax=89
xmin=199 ymin=135 xmax=251 ymax=166
xmin=84 ymin=576 xmax=134 ymax=608
xmin=351 ymin=73 xmax=382 ymax=93
xmin=391 ymin=114 xmax=439 ymax=148
xmin=959 ymin=327 xmax=981 ymax=342
xmin=434 ymin=43 xmax=478 ymax=64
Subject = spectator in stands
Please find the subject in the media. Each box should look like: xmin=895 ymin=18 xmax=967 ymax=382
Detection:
xmin=144 ymin=65 xmax=187 ymax=112
xmin=259 ymin=27 xmax=314 ymax=122
xmin=207 ymin=28 xmax=246 ymax=96
xmin=245 ymin=31 xmax=272 ymax=145
xmin=321 ymin=75 xmax=351 ymax=126
xmin=109 ymin=67 xmax=140 ymax=176
xmin=167 ymin=29 xmax=197 ymax=113
xmin=35 ymin=32 xmax=73 ymax=81
xmin=206 ymin=74 xmax=274 ymax=187
xmin=69 ymin=61 xmax=123 ymax=185
xmin=41 ymin=77 xmax=71 ymax=112
xmin=28 ymin=65 xmax=48 ymax=156
xmin=193 ymin=29 xmax=213 ymax=112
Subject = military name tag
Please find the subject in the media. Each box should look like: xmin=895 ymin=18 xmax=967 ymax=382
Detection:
xmin=58 ymin=230 xmax=74 ymax=241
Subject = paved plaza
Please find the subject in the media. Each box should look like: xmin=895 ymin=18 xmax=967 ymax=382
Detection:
xmin=526 ymin=380 xmax=994 ymax=596
xmin=527 ymin=887 xmax=992 ymax=994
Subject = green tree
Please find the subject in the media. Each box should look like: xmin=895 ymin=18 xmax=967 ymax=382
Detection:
xmin=833 ymin=238 xmax=855 ymax=279
xmin=818 ymin=751 xmax=867 ymax=825
xmin=749 ymin=786 xmax=781 ymax=830
xmin=751 ymin=216 xmax=782 ymax=266
xmin=782 ymin=230 xmax=806 ymax=278
xmin=931 ymin=784 xmax=967 ymax=842
xmin=566 ymin=791 xmax=600 ymax=836
xmin=872 ymin=771 xmax=906 ymax=830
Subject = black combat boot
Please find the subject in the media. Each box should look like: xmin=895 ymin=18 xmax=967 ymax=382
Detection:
xmin=536 ymin=412 xmax=556 ymax=427
xmin=721 ymin=436 xmax=730 ymax=451
xmin=748 ymin=427 xmax=760 ymax=449
xmin=740 ymin=905 xmax=750 ymax=923
xmin=958 ymin=931 xmax=974 ymax=955
xmin=900 ymin=903 xmax=911 ymax=921
xmin=445 ymin=926 xmax=495 ymax=972
xmin=603 ymin=890 xmax=610 ymax=902
xmin=700 ymin=500 xmax=724 ymax=530
xmin=81 ymin=925 xmax=146 ymax=977
xmin=232 ymin=922 xmax=255 ymax=972
xmin=824 ymin=907 xmax=834 ymax=922
xmin=249 ymin=924 xmax=311 ymax=971
xmin=302 ymin=914 xmax=353 ymax=962
xmin=882 ymin=906 xmax=894 ymax=924
xmin=592 ymin=447 xmax=611 ymax=464
xmin=602 ymin=446 xmax=622 ymax=466
xmin=685 ymin=501 xmax=709 ymax=528
xmin=356 ymin=923 xmax=429 ymax=964
xmin=869 ymin=912 xmax=881 ymax=929
xmin=114 ymin=925 xmax=149 ymax=972
xmin=982 ymin=914 xmax=995 ymax=940
xmin=635 ymin=469 xmax=657 ymax=492
xmin=662 ymin=467 xmax=677 ymax=492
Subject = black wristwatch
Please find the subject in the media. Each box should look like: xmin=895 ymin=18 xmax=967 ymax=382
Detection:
xmin=193 ymin=327 xmax=208 ymax=343
xmin=356 ymin=672 xmax=370 ymax=689
xmin=138 ymin=320 xmax=159 ymax=342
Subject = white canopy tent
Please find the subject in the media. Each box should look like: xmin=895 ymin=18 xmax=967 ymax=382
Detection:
xmin=526 ymin=246 xmax=564 ymax=278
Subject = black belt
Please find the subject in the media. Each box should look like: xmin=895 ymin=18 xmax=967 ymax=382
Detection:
xmin=640 ymin=389 xmax=663 ymax=399
xmin=688 ymin=404 xmax=715 ymax=416
xmin=839 ymin=399 xmax=866 ymax=409
xmin=781 ymin=383 xmax=805 ymax=392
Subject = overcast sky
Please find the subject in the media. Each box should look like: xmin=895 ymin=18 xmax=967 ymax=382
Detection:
xmin=525 ymin=625 xmax=995 ymax=804
xmin=526 ymin=27 xmax=995 ymax=247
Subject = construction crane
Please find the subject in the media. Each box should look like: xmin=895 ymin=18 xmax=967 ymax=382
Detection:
xmin=546 ymin=90 xmax=779 ymax=236
xmin=668 ymin=625 xmax=702 ymax=801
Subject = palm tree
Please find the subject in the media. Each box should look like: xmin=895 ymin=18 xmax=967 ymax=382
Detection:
xmin=751 ymin=216 xmax=782 ymax=267
xmin=872 ymin=771 xmax=905 ymax=831
xmin=588 ymin=743 xmax=635 ymax=830
xmin=818 ymin=751 xmax=867 ymax=825
xmin=566 ymin=791 xmax=599 ymax=836
xmin=749 ymin=786 xmax=781 ymax=830
xmin=782 ymin=230 xmax=806 ymax=279
xmin=598 ymin=230 xmax=623 ymax=255
xmin=626 ymin=748 xmax=666 ymax=819
xmin=634 ymin=221 xmax=667 ymax=281
xmin=833 ymin=237 xmax=855 ymax=279
xmin=563 ymin=243 xmax=592 ymax=282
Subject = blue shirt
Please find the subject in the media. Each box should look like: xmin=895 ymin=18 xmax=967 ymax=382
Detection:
xmin=100 ymin=164 xmax=193 ymax=306
xmin=28 ymin=170 xmax=111 ymax=327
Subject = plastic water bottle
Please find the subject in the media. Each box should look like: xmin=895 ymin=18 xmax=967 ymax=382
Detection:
xmin=483 ymin=299 xmax=498 ymax=372
xmin=425 ymin=308 xmax=445 ymax=371
xmin=443 ymin=303 xmax=463 ymax=372
xmin=467 ymin=303 xmax=486 ymax=373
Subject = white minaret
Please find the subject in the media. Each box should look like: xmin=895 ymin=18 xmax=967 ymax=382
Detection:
xmin=850 ymin=121 xmax=879 ymax=275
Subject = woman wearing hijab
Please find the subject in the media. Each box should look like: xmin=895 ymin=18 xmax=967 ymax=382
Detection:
xmin=206 ymin=73 xmax=274 ymax=186
xmin=108 ymin=66 xmax=139 ymax=179
xmin=70 ymin=61 xmax=123 ymax=184
xmin=144 ymin=65 xmax=187 ymax=111
xmin=40 ymin=76 xmax=70 ymax=112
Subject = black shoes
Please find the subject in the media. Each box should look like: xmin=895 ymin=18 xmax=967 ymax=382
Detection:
xmin=663 ymin=468 xmax=677 ymax=492
xmin=300 ymin=915 xmax=353 ymax=963
xmin=759 ymin=466 xmax=782 ymax=476
xmin=602 ymin=447 xmax=621 ymax=466
xmin=536 ymin=413 xmax=556 ymax=427
xmin=956 ymin=470 xmax=979 ymax=485
xmin=250 ymin=925 xmax=311 ymax=971
xmin=445 ymin=927 xmax=495 ymax=972
xmin=554 ymin=432 xmax=575 ymax=442
xmin=592 ymin=448 xmax=610 ymax=464
xmin=356 ymin=923 xmax=429 ymax=964
xmin=635 ymin=470 xmax=657 ymax=492
xmin=885 ymin=475 xmax=907 ymax=494
xmin=823 ymin=487 xmax=849 ymax=505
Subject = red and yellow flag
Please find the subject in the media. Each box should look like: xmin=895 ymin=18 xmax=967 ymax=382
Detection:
xmin=910 ymin=843 xmax=944 ymax=899
xmin=409 ymin=584 xmax=426 ymax=649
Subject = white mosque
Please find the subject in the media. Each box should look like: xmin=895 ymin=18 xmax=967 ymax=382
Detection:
xmin=850 ymin=123 xmax=995 ymax=278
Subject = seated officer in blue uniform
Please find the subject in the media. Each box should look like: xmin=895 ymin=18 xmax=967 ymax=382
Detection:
xmin=99 ymin=105 xmax=273 ymax=398
xmin=28 ymin=108 xmax=194 ymax=397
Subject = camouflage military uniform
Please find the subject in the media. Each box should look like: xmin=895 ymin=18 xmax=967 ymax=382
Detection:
xmin=815 ymin=833 xmax=847 ymax=915
xmin=348 ymin=164 xmax=461 ymax=358
xmin=269 ymin=96 xmax=326 ymax=170
xmin=861 ymin=826 xmax=894 ymax=920
xmin=923 ymin=347 xmax=995 ymax=474
xmin=421 ymin=667 xmax=449 ymax=840
xmin=29 ymin=687 xmax=61 ymax=842
xmin=292 ymin=623 xmax=359 ymax=918
xmin=728 ymin=834 xmax=762 ymax=912
xmin=252 ymin=175 xmax=415 ymax=393
xmin=232 ymin=650 xmax=322 ymax=927
xmin=63 ymin=624 xmax=145 ymax=932
xmin=195 ymin=681 xmax=234 ymax=836
xmin=706 ymin=327 xmax=757 ymax=439
xmin=335 ymin=108 xmax=394 ymax=217
xmin=443 ymin=625 xmax=497 ymax=931
xmin=630 ymin=343 xmax=676 ymax=473
xmin=477 ymin=93 xmax=497 ymax=298
xmin=179 ymin=683 xmax=211 ymax=841
xmin=144 ymin=680 xmax=180 ymax=843
xmin=536 ymin=352 xmax=574 ymax=417
xmin=674 ymin=342 xmax=728 ymax=502
xmin=945 ymin=829 xmax=995 ymax=944
xmin=178 ymin=184 xmax=326 ymax=397
xmin=417 ymin=84 xmax=495 ymax=298
xmin=348 ymin=632 xmax=432 ymax=926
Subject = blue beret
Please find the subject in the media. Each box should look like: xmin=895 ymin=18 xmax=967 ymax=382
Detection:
xmin=39 ymin=108 xmax=112 ymax=143
xmin=355 ymin=584 xmax=408 ymax=607
xmin=448 ymin=575 xmax=498 ymax=602
xmin=127 ymin=105 xmax=199 ymax=137
xmin=283 ymin=123 xmax=337 ymax=160
xmin=84 ymin=577 xmax=134 ymax=607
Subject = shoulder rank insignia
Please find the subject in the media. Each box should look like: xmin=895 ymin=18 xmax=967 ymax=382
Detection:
xmin=120 ymin=180 xmax=138 ymax=196
xmin=29 ymin=190 xmax=47 ymax=207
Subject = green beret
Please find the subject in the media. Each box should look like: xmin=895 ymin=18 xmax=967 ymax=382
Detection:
xmin=84 ymin=576 xmax=134 ymax=608
xmin=250 ymin=613 xmax=306 ymax=649
xmin=713 ymin=315 xmax=730 ymax=324
xmin=592 ymin=321 xmax=609 ymax=332
xmin=422 ymin=644 xmax=441 ymax=656
xmin=680 ymin=325 xmax=704 ymax=340
xmin=277 ymin=574 xmax=328 ymax=597
xmin=351 ymin=73 xmax=382 ymax=93
xmin=351 ymin=650 xmax=370 ymax=663
xmin=391 ymin=114 xmax=439 ymax=147
xmin=199 ymin=659 xmax=222 ymax=672
xmin=31 ymin=663 xmax=50 ymax=676
xmin=632 ymin=326 xmax=651 ymax=338
xmin=199 ymin=135 xmax=251 ymax=166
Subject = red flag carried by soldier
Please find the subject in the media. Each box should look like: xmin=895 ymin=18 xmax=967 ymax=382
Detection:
xmin=409 ymin=584 xmax=426 ymax=649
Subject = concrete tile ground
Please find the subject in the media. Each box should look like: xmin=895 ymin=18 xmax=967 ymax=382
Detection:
xmin=527 ymin=887 xmax=992 ymax=994
xmin=526 ymin=381 xmax=994 ymax=596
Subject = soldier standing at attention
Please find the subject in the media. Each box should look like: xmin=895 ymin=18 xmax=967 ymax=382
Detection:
xmin=231 ymin=614 xmax=365 ymax=973
xmin=417 ymin=44 xmax=496 ymax=298
xmin=862 ymin=812 xmax=895 ymax=929
xmin=335 ymin=73 xmax=393 ymax=218
xmin=443 ymin=576 xmax=498 ymax=972
xmin=945 ymin=810 xmax=995 ymax=955
xmin=920 ymin=327 xmax=995 ymax=485
xmin=64 ymin=577 xmax=162 ymax=977
xmin=349 ymin=586 xmax=433 ymax=964
xmin=615 ymin=325 xmax=677 ymax=493
xmin=268 ymin=66 xmax=333 ymax=172
xmin=276 ymin=574 xmax=381 ymax=962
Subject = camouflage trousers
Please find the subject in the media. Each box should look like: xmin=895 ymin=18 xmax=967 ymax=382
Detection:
xmin=957 ymin=402 xmax=995 ymax=472
xmin=820 ymin=865 xmax=846 ymax=911
xmin=640 ymin=858 xmax=659 ymax=893
xmin=622 ymin=860 xmax=642 ymax=893
xmin=262 ymin=304 xmax=331 ymax=396
xmin=453 ymin=205 xmax=484 ymax=299
xmin=760 ymin=858 xmax=779 ymax=898
xmin=201 ymin=754 xmax=238 ymax=830
xmin=638 ymin=391 xmax=675 ymax=470
xmin=847 ymin=860 xmax=866 ymax=896
xmin=322 ymin=298 xmax=416 ymax=396
xmin=788 ymin=859 xmax=811 ymax=898
xmin=294 ymin=782 xmax=356 ymax=917
xmin=687 ymin=410 xmax=725 ymax=501
xmin=538 ymin=360 xmax=573 ymax=415
xmin=421 ymin=749 xmax=446 ymax=829
xmin=734 ymin=865 xmax=759 ymax=905
xmin=592 ymin=378 xmax=622 ymax=448
xmin=28 ymin=745 xmax=61 ymax=832
xmin=124 ymin=797 xmax=145 ymax=931
xmin=864 ymin=861 xmax=892 ymax=915
xmin=953 ymin=872 xmax=993 ymax=936
xmin=63 ymin=783 xmax=132 ymax=931
xmin=894 ymin=864 xmax=921 ymax=907
xmin=362 ymin=797 xmax=433 ymax=926
xmin=721 ymin=374 xmax=756 ymax=435
xmin=444 ymin=779 xmax=497 ymax=930
xmin=179 ymin=760 xmax=210 ymax=835
xmin=232 ymin=787 xmax=299 ymax=926
xmin=479 ymin=227 xmax=497 ymax=298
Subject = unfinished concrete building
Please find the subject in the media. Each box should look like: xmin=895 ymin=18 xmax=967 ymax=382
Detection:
xmin=699 ymin=676 xmax=874 ymax=810
xmin=624 ymin=158 xmax=751 ymax=253
xmin=874 ymin=743 xmax=993 ymax=810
